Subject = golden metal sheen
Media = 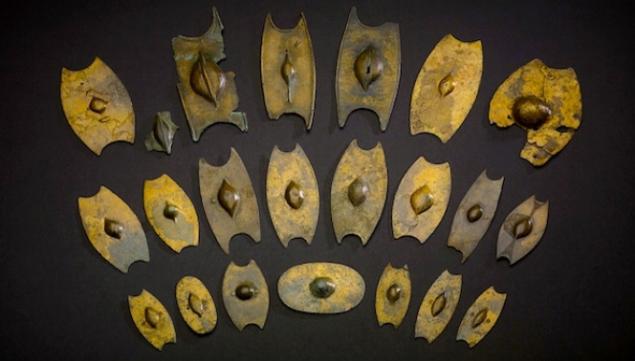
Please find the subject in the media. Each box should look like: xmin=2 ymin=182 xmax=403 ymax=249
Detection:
xmin=497 ymin=195 xmax=549 ymax=265
xmin=60 ymin=57 xmax=134 ymax=155
xmin=331 ymin=140 xmax=387 ymax=244
xmin=392 ymin=156 xmax=451 ymax=243
xmin=266 ymin=144 xmax=319 ymax=246
xmin=415 ymin=270 xmax=462 ymax=343
xmin=278 ymin=262 xmax=365 ymax=314
xmin=410 ymin=34 xmax=483 ymax=142
xmin=172 ymin=7 xmax=247 ymax=141
xmin=222 ymin=260 xmax=269 ymax=330
xmin=128 ymin=289 xmax=176 ymax=351
xmin=375 ymin=263 xmax=411 ymax=327
xmin=145 ymin=111 xmax=178 ymax=154
xmin=335 ymin=7 xmax=400 ymax=131
xmin=457 ymin=287 xmax=507 ymax=348
xmin=489 ymin=59 xmax=582 ymax=166
xmin=261 ymin=13 xmax=316 ymax=129
xmin=175 ymin=276 xmax=217 ymax=335
xmin=199 ymin=148 xmax=260 ymax=254
xmin=143 ymin=174 xmax=199 ymax=253
xmin=448 ymin=171 xmax=504 ymax=262
xmin=78 ymin=186 xmax=149 ymax=273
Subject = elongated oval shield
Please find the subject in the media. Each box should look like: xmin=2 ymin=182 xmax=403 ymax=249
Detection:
xmin=457 ymin=287 xmax=507 ymax=348
xmin=266 ymin=144 xmax=319 ymax=246
xmin=331 ymin=140 xmax=387 ymax=244
xmin=497 ymin=195 xmax=549 ymax=265
xmin=145 ymin=111 xmax=178 ymax=154
xmin=60 ymin=57 xmax=134 ymax=155
xmin=415 ymin=270 xmax=462 ymax=343
xmin=176 ymin=276 xmax=217 ymax=335
xmin=375 ymin=263 xmax=411 ymax=327
xmin=78 ymin=186 xmax=149 ymax=273
xmin=222 ymin=260 xmax=269 ymax=330
xmin=128 ymin=289 xmax=176 ymax=351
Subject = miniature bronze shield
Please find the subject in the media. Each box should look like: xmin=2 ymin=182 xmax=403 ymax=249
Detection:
xmin=199 ymin=148 xmax=260 ymax=254
xmin=128 ymin=289 xmax=176 ymax=351
xmin=278 ymin=262 xmax=365 ymax=314
xmin=497 ymin=196 xmax=549 ymax=265
xmin=448 ymin=171 xmax=504 ymax=262
xmin=145 ymin=111 xmax=178 ymax=154
xmin=261 ymin=13 xmax=316 ymax=129
xmin=335 ymin=7 xmax=400 ymax=131
xmin=222 ymin=260 xmax=269 ymax=330
xmin=392 ymin=156 xmax=451 ymax=243
xmin=143 ymin=174 xmax=199 ymax=253
xmin=415 ymin=270 xmax=462 ymax=343
xmin=176 ymin=276 xmax=217 ymax=335
xmin=457 ymin=287 xmax=507 ymax=348
xmin=489 ymin=59 xmax=582 ymax=166
xmin=78 ymin=186 xmax=149 ymax=273
xmin=410 ymin=34 xmax=483 ymax=142
xmin=331 ymin=140 xmax=387 ymax=244
xmin=266 ymin=144 xmax=319 ymax=246
xmin=375 ymin=263 xmax=411 ymax=327
xmin=172 ymin=7 xmax=247 ymax=141
xmin=60 ymin=57 xmax=134 ymax=155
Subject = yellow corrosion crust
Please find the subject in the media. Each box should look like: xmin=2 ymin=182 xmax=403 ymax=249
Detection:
xmin=375 ymin=263 xmax=411 ymax=327
xmin=128 ymin=289 xmax=176 ymax=351
xmin=457 ymin=287 xmax=507 ymax=348
xmin=415 ymin=270 xmax=462 ymax=343
xmin=222 ymin=260 xmax=269 ymax=330
xmin=176 ymin=276 xmax=217 ymax=335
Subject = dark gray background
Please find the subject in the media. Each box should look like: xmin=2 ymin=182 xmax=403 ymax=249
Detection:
xmin=1 ymin=0 xmax=633 ymax=359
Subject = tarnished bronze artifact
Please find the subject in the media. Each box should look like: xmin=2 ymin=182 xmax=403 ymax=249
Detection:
xmin=266 ymin=144 xmax=319 ymax=246
xmin=78 ymin=186 xmax=149 ymax=273
xmin=143 ymin=174 xmax=198 ymax=253
xmin=222 ymin=260 xmax=269 ymax=330
xmin=410 ymin=34 xmax=483 ymax=142
xmin=172 ymin=7 xmax=247 ymax=141
xmin=497 ymin=196 xmax=549 ymax=265
xmin=457 ymin=287 xmax=507 ymax=348
xmin=145 ymin=111 xmax=178 ymax=154
xmin=261 ymin=13 xmax=316 ymax=129
xmin=392 ymin=156 xmax=451 ymax=243
xmin=335 ymin=7 xmax=400 ymax=131
xmin=60 ymin=57 xmax=134 ymax=155
xmin=331 ymin=140 xmax=387 ymax=244
xmin=128 ymin=289 xmax=176 ymax=351
xmin=375 ymin=263 xmax=410 ymax=327
xmin=489 ymin=59 xmax=582 ymax=166
xmin=278 ymin=262 xmax=365 ymax=314
xmin=176 ymin=276 xmax=217 ymax=335
xmin=448 ymin=171 xmax=504 ymax=262
xmin=415 ymin=270 xmax=462 ymax=343
xmin=199 ymin=148 xmax=260 ymax=254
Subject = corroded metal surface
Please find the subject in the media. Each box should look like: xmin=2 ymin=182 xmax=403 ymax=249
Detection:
xmin=415 ymin=270 xmax=461 ymax=343
xmin=199 ymin=148 xmax=260 ymax=254
xmin=457 ymin=287 xmax=507 ymax=348
xmin=335 ymin=7 xmax=400 ymax=131
xmin=392 ymin=156 xmax=451 ymax=243
xmin=128 ymin=289 xmax=176 ymax=351
xmin=331 ymin=140 xmax=387 ymax=244
xmin=143 ymin=174 xmax=198 ymax=253
xmin=266 ymin=144 xmax=319 ymax=246
xmin=172 ymin=7 xmax=247 ymax=141
xmin=497 ymin=195 xmax=549 ymax=265
xmin=448 ymin=171 xmax=504 ymax=262
xmin=176 ymin=276 xmax=217 ymax=335
xmin=375 ymin=263 xmax=410 ymax=327
xmin=78 ymin=186 xmax=148 ymax=273
xmin=261 ymin=13 xmax=316 ymax=129
xmin=278 ymin=262 xmax=365 ymax=314
xmin=60 ymin=57 xmax=134 ymax=155
xmin=410 ymin=34 xmax=482 ymax=142
xmin=489 ymin=59 xmax=582 ymax=166
xmin=222 ymin=260 xmax=269 ymax=330
xmin=145 ymin=111 xmax=178 ymax=154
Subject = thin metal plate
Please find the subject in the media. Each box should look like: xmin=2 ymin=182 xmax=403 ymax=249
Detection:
xmin=497 ymin=195 xmax=549 ymax=265
xmin=457 ymin=287 xmax=507 ymax=348
xmin=222 ymin=260 xmax=269 ymax=330
xmin=415 ymin=270 xmax=462 ymax=343
xmin=176 ymin=276 xmax=217 ymax=335
xmin=375 ymin=263 xmax=411 ymax=327
xmin=128 ymin=289 xmax=176 ymax=351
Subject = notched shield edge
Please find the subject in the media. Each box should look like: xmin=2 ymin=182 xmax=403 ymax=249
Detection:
xmin=375 ymin=263 xmax=411 ymax=327
xmin=128 ymin=289 xmax=176 ymax=351
xmin=456 ymin=286 xmax=507 ymax=348
xmin=222 ymin=260 xmax=269 ymax=330
xmin=414 ymin=270 xmax=462 ymax=343
xmin=497 ymin=195 xmax=549 ymax=265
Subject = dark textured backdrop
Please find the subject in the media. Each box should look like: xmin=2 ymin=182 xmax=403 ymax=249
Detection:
xmin=1 ymin=0 xmax=633 ymax=360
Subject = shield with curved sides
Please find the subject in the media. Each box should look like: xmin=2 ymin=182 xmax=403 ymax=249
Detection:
xmin=497 ymin=195 xmax=549 ymax=265
xmin=457 ymin=287 xmax=507 ymax=348
xmin=222 ymin=260 xmax=269 ymax=330
xmin=375 ymin=263 xmax=411 ymax=328
xmin=128 ymin=289 xmax=176 ymax=351
xmin=415 ymin=270 xmax=462 ymax=343
xmin=175 ymin=276 xmax=217 ymax=335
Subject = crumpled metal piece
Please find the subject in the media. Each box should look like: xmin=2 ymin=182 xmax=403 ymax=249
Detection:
xmin=497 ymin=195 xmax=549 ymax=265
xmin=266 ymin=144 xmax=319 ymax=247
xmin=143 ymin=174 xmax=198 ymax=253
xmin=410 ymin=34 xmax=483 ymax=142
xmin=457 ymin=287 xmax=507 ymax=348
xmin=335 ymin=7 xmax=400 ymax=131
xmin=222 ymin=260 xmax=269 ymax=330
xmin=330 ymin=140 xmax=387 ymax=244
xmin=78 ymin=186 xmax=149 ymax=273
xmin=448 ymin=171 xmax=504 ymax=262
xmin=392 ymin=156 xmax=451 ymax=243
xmin=60 ymin=57 xmax=134 ymax=155
xmin=415 ymin=270 xmax=462 ymax=343
xmin=145 ymin=111 xmax=178 ymax=154
xmin=261 ymin=13 xmax=316 ymax=129
xmin=199 ymin=148 xmax=260 ymax=254
xmin=176 ymin=276 xmax=217 ymax=335
xmin=172 ymin=7 xmax=247 ymax=141
xmin=375 ymin=263 xmax=411 ymax=327
xmin=128 ymin=289 xmax=176 ymax=351
xmin=277 ymin=262 xmax=365 ymax=314
xmin=489 ymin=59 xmax=582 ymax=166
